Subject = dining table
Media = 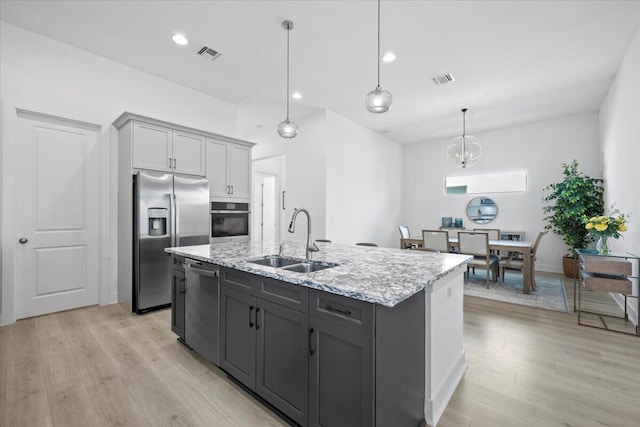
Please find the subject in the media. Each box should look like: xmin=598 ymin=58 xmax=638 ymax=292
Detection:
xmin=401 ymin=235 xmax=535 ymax=294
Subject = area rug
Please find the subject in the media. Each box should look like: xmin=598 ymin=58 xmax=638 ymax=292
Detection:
xmin=464 ymin=271 xmax=569 ymax=313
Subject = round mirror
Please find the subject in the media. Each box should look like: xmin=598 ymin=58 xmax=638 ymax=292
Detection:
xmin=466 ymin=197 xmax=498 ymax=224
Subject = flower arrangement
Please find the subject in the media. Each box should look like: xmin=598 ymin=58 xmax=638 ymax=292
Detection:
xmin=584 ymin=207 xmax=630 ymax=253
xmin=584 ymin=210 xmax=628 ymax=238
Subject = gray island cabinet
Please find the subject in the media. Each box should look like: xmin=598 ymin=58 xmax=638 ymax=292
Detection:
xmin=165 ymin=241 xmax=471 ymax=427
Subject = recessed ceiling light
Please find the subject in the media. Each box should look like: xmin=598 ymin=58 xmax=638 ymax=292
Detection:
xmin=382 ymin=52 xmax=396 ymax=63
xmin=292 ymin=92 xmax=302 ymax=100
xmin=172 ymin=34 xmax=189 ymax=46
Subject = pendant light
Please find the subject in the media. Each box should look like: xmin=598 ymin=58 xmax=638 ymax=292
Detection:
xmin=278 ymin=20 xmax=298 ymax=139
xmin=365 ymin=0 xmax=392 ymax=113
xmin=447 ymin=108 xmax=482 ymax=168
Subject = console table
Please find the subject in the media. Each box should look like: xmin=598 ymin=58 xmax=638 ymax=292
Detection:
xmin=575 ymin=249 xmax=639 ymax=336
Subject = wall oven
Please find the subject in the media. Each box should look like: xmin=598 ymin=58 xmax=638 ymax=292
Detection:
xmin=210 ymin=201 xmax=250 ymax=243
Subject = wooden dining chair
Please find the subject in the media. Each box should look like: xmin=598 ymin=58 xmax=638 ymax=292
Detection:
xmin=422 ymin=230 xmax=449 ymax=253
xmin=474 ymin=228 xmax=501 ymax=256
xmin=399 ymin=225 xmax=415 ymax=249
xmin=356 ymin=242 xmax=378 ymax=247
xmin=458 ymin=231 xmax=500 ymax=288
xmin=473 ymin=228 xmax=500 ymax=240
xmin=499 ymin=231 xmax=548 ymax=290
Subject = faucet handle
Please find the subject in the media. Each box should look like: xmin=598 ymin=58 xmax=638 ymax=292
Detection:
xmin=308 ymin=242 xmax=319 ymax=252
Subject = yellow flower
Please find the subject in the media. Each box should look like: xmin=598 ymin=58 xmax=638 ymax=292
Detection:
xmin=589 ymin=217 xmax=598 ymax=223
xmin=595 ymin=223 xmax=608 ymax=232
xmin=618 ymin=224 xmax=628 ymax=232
xmin=585 ymin=223 xmax=594 ymax=230
xmin=600 ymin=216 xmax=610 ymax=223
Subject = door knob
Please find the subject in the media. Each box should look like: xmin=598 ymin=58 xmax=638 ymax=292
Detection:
xmin=19 ymin=237 xmax=28 ymax=244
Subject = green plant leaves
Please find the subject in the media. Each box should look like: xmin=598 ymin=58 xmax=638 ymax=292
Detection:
xmin=542 ymin=160 xmax=604 ymax=255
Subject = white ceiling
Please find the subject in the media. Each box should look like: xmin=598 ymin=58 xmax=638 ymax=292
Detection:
xmin=1 ymin=0 xmax=639 ymax=144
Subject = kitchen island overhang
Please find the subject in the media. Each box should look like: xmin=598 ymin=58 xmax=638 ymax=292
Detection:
xmin=166 ymin=241 xmax=470 ymax=427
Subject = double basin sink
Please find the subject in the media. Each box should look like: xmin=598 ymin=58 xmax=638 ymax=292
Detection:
xmin=249 ymin=255 xmax=338 ymax=273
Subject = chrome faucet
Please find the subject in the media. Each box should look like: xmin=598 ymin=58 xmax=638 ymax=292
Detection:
xmin=288 ymin=208 xmax=319 ymax=261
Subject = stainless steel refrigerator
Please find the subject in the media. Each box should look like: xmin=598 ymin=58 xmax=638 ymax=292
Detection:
xmin=133 ymin=171 xmax=209 ymax=313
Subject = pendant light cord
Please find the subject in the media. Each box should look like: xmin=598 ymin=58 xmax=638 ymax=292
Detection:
xmin=462 ymin=109 xmax=467 ymax=161
xmin=286 ymin=25 xmax=291 ymax=120
xmin=377 ymin=0 xmax=381 ymax=88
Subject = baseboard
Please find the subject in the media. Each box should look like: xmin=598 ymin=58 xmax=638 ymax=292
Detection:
xmin=424 ymin=350 xmax=466 ymax=427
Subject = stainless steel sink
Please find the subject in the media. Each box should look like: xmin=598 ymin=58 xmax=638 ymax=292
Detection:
xmin=249 ymin=255 xmax=301 ymax=268
xmin=281 ymin=261 xmax=338 ymax=273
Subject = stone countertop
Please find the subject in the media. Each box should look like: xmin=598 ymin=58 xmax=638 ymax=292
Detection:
xmin=165 ymin=241 xmax=471 ymax=308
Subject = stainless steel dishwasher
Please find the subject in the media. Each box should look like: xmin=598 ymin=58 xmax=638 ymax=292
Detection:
xmin=183 ymin=259 xmax=220 ymax=366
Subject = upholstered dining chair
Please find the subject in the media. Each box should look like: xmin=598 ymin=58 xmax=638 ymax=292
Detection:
xmin=422 ymin=230 xmax=450 ymax=253
xmin=473 ymin=228 xmax=500 ymax=240
xmin=399 ymin=225 xmax=415 ymax=248
xmin=356 ymin=242 xmax=378 ymax=247
xmin=474 ymin=228 xmax=501 ymax=257
xmin=458 ymin=231 xmax=500 ymax=288
xmin=499 ymin=231 xmax=548 ymax=290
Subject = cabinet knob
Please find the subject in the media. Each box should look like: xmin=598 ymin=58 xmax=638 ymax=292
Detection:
xmin=19 ymin=237 xmax=28 ymax=244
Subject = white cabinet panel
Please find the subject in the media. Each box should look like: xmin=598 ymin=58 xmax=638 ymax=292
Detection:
xmin=173 ymin=130 xmax=205 ymax=176
xmin=229 ymin=145 xmax=251 ymax=199
xmin=132 ymin=122 xmax=172 ymax=172
xmin=207 ymin=138 xmax=230 ymax=198
xmin=206 ymin=138 xmax=251 ymax=200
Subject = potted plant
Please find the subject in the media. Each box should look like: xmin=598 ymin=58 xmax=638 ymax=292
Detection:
xmin=542 ymin=160 xmax=604 ymax=278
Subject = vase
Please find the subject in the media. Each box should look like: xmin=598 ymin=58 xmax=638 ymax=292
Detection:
xmin=596 ymin=236 xmax=610 ymax=254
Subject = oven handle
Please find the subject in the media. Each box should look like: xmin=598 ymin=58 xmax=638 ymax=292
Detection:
xmin=210 ymin=210 xmax=251 ymax=214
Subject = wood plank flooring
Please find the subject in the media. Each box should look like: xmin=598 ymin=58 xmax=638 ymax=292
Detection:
xmin=1 ymin=272 xmax=639 ymax=427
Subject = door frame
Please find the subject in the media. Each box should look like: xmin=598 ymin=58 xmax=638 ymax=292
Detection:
xmin=1 ymin=98 xmax=112 ymax=325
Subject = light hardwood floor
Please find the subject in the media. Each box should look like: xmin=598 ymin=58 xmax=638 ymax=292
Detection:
xmin=1 ymin=273 xmax=638 ymax=427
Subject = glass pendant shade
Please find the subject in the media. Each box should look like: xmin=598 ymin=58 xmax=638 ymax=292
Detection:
xmin=277 ymin=118 xmax=298 ymax=138
xmin=447 ymin=108 xmax=482 ymax=168
xmin=365 ymin=86 xmax=393 ymax=113
xmin=365 ymin=0 xmax=392 ymax=113
xmin=447 ymin=135 xmax=482 ymax=168
xmin=278 ymin=20 xmax=298 ymax=139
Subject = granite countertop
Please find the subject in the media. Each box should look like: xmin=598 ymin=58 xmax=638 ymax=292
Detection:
xmin=165 ymin=241 xmax=471 ymax=307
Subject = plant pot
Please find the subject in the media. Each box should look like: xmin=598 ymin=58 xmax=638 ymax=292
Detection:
xmin=562 ymin=255 xmax=579 ymax=279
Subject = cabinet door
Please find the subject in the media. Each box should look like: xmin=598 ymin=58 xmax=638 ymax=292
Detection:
xmin=206 ymin=139 xmax=230 ymax=198
xmin=171 ymin=267 xmax=186 ymax=341
xmin=256 ymin=299 xmax=309 ymax=425
xmin=229 ymin=144 xmax=251 ymax=199
xmin=132 ymin=121 xmax=172 ymax=172
xmin=309 ymin=317 xmax=374 ymax=427
xmin=220 ymin=285 xmax=257 ymax=390
xmin=172 ymin=130 xmax=205 ymax=176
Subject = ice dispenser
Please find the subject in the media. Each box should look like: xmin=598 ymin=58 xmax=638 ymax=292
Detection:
xmin=148 ymin=208 xmax=168 ymax=236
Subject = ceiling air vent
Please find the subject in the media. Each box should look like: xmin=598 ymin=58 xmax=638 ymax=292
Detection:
xmin=197 ymin=46 xmax=222 ymax=61
xmin=431 ymin=73 xmax=455 ymax=85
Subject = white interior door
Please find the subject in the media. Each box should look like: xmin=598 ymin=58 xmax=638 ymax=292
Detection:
xmin=261 ymin=176 xmax=277 ymax=242
xmin=15 ymin=111 xmax=100 ymax=319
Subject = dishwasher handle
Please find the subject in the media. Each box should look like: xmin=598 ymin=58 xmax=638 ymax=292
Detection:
xmin=183 ymin=263 xmax=219 ymax=278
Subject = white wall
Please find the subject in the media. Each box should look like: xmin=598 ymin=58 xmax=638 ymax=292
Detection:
xmin=599 ymin=25 xmax=640 ymax=258
xmin=403 ymin=113 xmax=601 ymax=273
xmin=0 ymin=23 xmax=238 ymax=323
xmin=599 ymin=25 xmax=640 ymax=322
xmin=237 ymin=105 xmax=328 ymax=243
xmin=325 ymin=111 xmax=404 ymax=248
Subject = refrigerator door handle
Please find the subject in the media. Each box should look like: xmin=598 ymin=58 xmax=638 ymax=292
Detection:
xmin=174 ymin=193 xmax=180 ymax=246
xmin=169 ymin=192 xmax=176 ymax=247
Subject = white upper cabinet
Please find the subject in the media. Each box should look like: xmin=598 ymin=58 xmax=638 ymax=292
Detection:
xmin=132 ymin=122 xmax=172 ymax=172
xmin=131 ymin=121 xmax=205 ymax=176
xmin=206 ymin=138 xmax=251 ymax=200
xmin=172 ymin=130 xmax=206 ymax=176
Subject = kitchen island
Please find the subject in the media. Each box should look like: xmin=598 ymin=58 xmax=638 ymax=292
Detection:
xmin=166 ymin=241 xmax=470 ymax=427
